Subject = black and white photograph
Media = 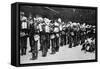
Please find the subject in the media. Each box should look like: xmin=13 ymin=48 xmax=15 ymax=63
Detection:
xmin=19 ymin=4 xmax=97 ymax=64
xmin=11 ymin=2 xmax=97 ymax=66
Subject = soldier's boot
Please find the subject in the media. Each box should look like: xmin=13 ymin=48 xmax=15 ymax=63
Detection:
xmin=51 ymin=48 xmax=56 ymax=54
xmin=30 ymin=53 xmax=37 ymax=60
xmin=42 ymin=49 xmax=47 ymax=57
xmin=69 ymin=43 xmax=72 ymax=48
xmin=73 ymin=40 xmax=77 ymax=47
xmin=55 ymin=46 xmax=59 ymax=52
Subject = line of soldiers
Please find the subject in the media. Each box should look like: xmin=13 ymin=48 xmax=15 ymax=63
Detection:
xmin=20 ymin=12 xmax=96 ymax=60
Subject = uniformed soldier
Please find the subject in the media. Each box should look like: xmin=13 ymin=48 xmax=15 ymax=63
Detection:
xmin=67 ymin=21 xmax=72 ymax=45
xmin=68 ymin=23 xmax=74 ymax=48
xmin=20 ymin=12 xmax=28 ymax=55
xmin=29 ymin=20 xmax=39 ymax=60
xmin=76 ymin=23 xmax=81 ymax=45
xmin=41 ymin=23 xmax=48 ymax=57
xmin=80 ymin=23 xmax=86 ymax=45
xmin=54 ymin=21 xmax=60 ymax=52
xmin=64 ymin=23 xmax=70 ymax=45
xmin=62 ymin=23 xmax=67 ymax=45
xmin=59 ymin=22 xmax=63 ymax=46
xmin=27 ymin=14 xmax=34 ymax=52
xmin=50 ymin=22 xmax=56 ymax=54
xmin=72 ymin=23 xmax=78 ymax=47
xmin=36 ymin=17 xmax=44 ymax=51
xmin=60 ymin=22 xmax=67 ymax=46
xmin=44 ymin=18 xmax=51 ymax=50
xmin=38 ymin=21 xmax=43 ymax=51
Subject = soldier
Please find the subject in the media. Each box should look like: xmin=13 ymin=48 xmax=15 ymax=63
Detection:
xmin=41 ymin=23 xmax=48 ymax=57
xmin=54 ymin=21 xmax=60 ymax=52
xmin=59 ymin=22 xmax=63 ymax=46
xmin=72 ymin=23 xmax=79 ymax=47
xmin=80 ymin=23 xmax=86 ymax=45
xmin=60 ymin=22 xmax=67 ymax=46
xmin=50 ymin=22 xmax=56 ymax=54
xmin=64 ymin=23 xmax=70 ymax=45
xmin=20 ymin=12 xmax=28 ymax=55
xmin=38 ymin=21 xmax=43 ymax=51
xmin=44 ymin=18 xmax=51 ymax=50
xmin=62 ymin=22 xmax=67 ymax=45
xmin=29 ymin=19 xmax=39 ymax=60
xmin=76 ymin=23 xmax=81 ymax=45
xmin=36 ymin=17 xmax=44 ymax=51
xmin=67 ymin=21 xmax=72 ymax=45
xmin=68 ymin=23 xmax=74 ymax=48
xmin=27 ymin=14 xmax=34 ymax=52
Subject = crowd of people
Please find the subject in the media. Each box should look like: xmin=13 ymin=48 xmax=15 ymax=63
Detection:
xmin=20 ymin=11 xmax=96 ymax=60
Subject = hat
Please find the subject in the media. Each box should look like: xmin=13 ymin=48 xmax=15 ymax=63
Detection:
xmin=44 ymin=18 xmax=51 ymax=24
xmin=58 ymin=18 xmax=62 ymax=23
xmin=20 ymin=12 xmax=24 ymax=15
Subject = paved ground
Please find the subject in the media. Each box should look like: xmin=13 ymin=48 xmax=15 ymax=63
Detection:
xmin=20 ymin=38 xmax=95 ymax=64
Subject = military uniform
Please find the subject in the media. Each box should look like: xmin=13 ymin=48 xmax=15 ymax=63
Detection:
xmin=69 ymin=28 xmax=74 ymax=48
xmin=20 ymin=15 xmax=28 ymax=56
xmin=45 ymin=24 xmax=50 ymax=50
xmin=38 ymin=23 xmax=43 ymax=51
xmin=41 ymin=24 xmax=48 ymax=57
xmin=54 ymin=26 xmax=60 ymax=52
xmin=29 ymin=23 xmax=39 ymax=60
xmin=28 ymin=19 xmax=34 ymax=52
xmin=50 ymin=26 xmax=56 ymax=54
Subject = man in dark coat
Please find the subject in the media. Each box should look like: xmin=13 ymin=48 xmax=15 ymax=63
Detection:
xmin=20 ymin=12 xmax=28 ymax=56
xmin=41 ymin=24 xmax=48 ymax=57
xmin=29 ymin=22 xmax=39 ymax=60
xmin=50 ymin=24 xmax=56 ymax=54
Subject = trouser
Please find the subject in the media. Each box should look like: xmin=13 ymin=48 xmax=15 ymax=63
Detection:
xmin=20 ymin=37 xmax=27 ymax=55
xmin=39 ymin=33 xmax=42 ymax=50
xmin=54 ymin=36 xmax=59 ymax=52
xmin=81 ymin=35 xmax=85 ymax=45
xmin=40 ymin=34 xmax=47 ymax=57
xmin=29 ymin=36 xmax=33 ymax=52
xmin=73 ymin=36 xmax=78 ymax=47
xmin=63 ymin=35 xmax=66 ymax=45
xmin=60 ymin=35 xmax=63 ymax=46
xmin=60 ymin=35 xmax=66 ymax=46
xmin=45 ymin=33 xmax=50 ymax=49
xmin=31 ymin=39 xmax=38 ymax=60
xmin=69 ymin=36 xmax=73 ymax=48
xmin=41 ymin=39 xmax=47 ymax=57
xmin=51 ymin=38 xmax=56 ymax=54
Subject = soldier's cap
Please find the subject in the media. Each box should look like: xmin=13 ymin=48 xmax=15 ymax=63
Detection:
xmin=20 ymin=12 xmax=24 ymax=15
